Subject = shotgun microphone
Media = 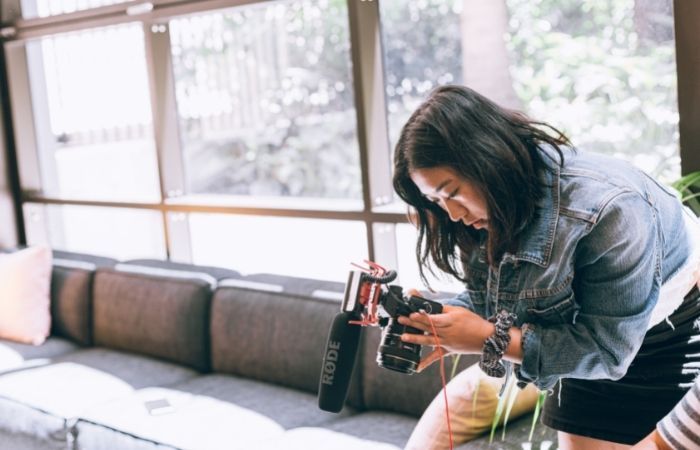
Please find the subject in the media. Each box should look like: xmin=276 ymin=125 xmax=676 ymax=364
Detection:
xmin=318 ymin=311 xmax=361 ymax=413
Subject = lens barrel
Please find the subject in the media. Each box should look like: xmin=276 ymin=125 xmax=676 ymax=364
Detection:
xmin=376 ymin=318 xmax=421 ymax=374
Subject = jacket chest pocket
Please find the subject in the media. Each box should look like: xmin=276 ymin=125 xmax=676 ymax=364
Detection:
xmin=519 ymin=292 xmax=579 ymax=326
xmin=464 ymin=265 xmax=489 ymax=317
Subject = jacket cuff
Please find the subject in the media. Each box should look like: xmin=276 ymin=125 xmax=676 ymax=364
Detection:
xmin=515 ymin=323 xmax=558 ymax=390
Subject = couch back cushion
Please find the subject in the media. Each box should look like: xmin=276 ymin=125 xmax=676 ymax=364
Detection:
xmin=92 ymin=264 xmax=214 ymax=372
xmin=50 ymin=258 xmax=101 ymax=346
xmin=210 ymin=278 xmax=362 ymax=406
xmin=359 ymin=326 xmax=479 ymax=417
xmin=124 ymin=259 xmax=242 ymax=281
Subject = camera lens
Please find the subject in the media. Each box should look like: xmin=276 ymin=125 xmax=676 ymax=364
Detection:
xmin=376 ymin=318 xmax=421 ymax=374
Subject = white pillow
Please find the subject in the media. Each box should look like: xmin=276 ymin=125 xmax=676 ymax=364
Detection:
xmin=0 ymin=246 xmax=52 ymax=345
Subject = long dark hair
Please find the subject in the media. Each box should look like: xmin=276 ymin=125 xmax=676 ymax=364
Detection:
xmin=393 ymin=85 xmax=570 ymax=286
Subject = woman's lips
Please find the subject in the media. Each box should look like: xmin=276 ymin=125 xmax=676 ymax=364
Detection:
xmin=466 ymin=219 xmax=487 ymax=229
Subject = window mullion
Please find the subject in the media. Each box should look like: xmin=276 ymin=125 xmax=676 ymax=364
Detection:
xmin=675 ymin=0 xmax=700 ymax=174
xmin=372 ymin=222 xmax=399 ymax=278
xmin=347 ymin=0 xmax=394 ymax=263
xmin=347 ymin=0 xmax=393 ymax=212
xmin=4 ymin=43 xmax=42 ymax=194
xmin=143 ymin=20 xmax=191 ymax=262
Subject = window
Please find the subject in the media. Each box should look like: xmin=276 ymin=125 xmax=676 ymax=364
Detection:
xmin=507 ymin=0 xmax=678 ymax=182
xmin=3 ymin=0 xmax=687 ymax=285
xmin=24 ymin=203 xmax=166 ymax=260
xmin=169 ymin=1 xmax=362 ymax=205
xmin=380 ymin=0 xmax=463 ymax=151
xmin=23 ymin=24 xmax=160 ymax=202
xmin=395 ymin=223 xmax=462 ymax=294
xmin=22 ymin=0 xmax=132 ymax=19
xmin=189 ymin=213 xmax=367 ymax=281
xmin=380 ymin=0 xmax=679 ymax=182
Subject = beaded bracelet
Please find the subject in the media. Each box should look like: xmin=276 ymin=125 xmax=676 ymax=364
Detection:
xmin=479 ymin=309 xmax=517 ymax=377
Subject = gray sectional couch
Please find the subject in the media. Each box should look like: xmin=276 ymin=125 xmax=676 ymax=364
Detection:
xmin=0 ymin=250 xmax=557 ymax=449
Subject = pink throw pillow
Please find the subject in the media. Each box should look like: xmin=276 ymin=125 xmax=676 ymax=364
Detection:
xmin=0 ymin=246 xmax=52 ymax=345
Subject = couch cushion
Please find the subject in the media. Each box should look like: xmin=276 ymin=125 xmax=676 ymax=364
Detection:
xmin=52 ymin=249 xmax=118 ymax=268
xmin=76 ymin=424 xmax=178 ymax=450
xmin=0 ymin=429 xmax=67 ymax=450
xmin=51 ymin=259 xmax=99 ymax=346
xmin=75 ymin=385 xmax=286 ymax=450
xmin=0 ymin=348 xmax=196 ymax=443
xmin=0 ymin=336 xmax=78 ymax=373
xmin=51 ymin=348 xmax=198 ymax=388
xmin=51 ymin=251 xmax=116 ymax=346
xmin=323 ymin=411 xmax=420 ymax=448
xmin=93 ymin=265 xmax=214 ymax=371
xmin=124 ymin=259 xmax=242 ymax=281
xmin=359 ymin=326 xmax=479 ymax=417
xmin=210 ymin=281 xmax=362 ymax=406
xmin=170 ymin=374 xmax=351 ymax=429
xmin=254 ymin=427 xmax=402 ymax=450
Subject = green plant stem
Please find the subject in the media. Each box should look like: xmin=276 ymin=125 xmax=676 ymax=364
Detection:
xmin=450 ymin=354 xmax=461 ymax=380
xmin=501 ymin=379 xmax=520 ymax=440
xmin=529 ymin=391 xmax=547 ymax=441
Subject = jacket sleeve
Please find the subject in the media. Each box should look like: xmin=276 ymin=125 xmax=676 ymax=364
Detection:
xmin=443 ymin=290 xmax=483 ymax=316
xmin=516 ymin=192 xmax=663 ymax=390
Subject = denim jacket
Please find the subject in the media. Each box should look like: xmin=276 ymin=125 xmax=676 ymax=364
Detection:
xmin=446 ymin=147 xmax=691 ymax=390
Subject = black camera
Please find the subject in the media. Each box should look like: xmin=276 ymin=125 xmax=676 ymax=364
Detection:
xmin=318 ymin=261 xmax=443 ymax=412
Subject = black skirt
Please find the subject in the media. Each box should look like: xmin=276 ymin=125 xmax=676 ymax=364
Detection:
xmin=541 ymin=286 xmax=700 ymax=444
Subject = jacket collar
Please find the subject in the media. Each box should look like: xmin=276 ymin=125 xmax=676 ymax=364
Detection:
xmin=504 ymin=151 xmax=561 ymax=268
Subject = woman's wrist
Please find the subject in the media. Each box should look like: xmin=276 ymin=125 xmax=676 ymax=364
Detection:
xmin=479 ymin=310 xmax=519 ymax=376
xmin=475 ymin=316 xmax=523 ymax=364
xmin=477 ymin=318 xmax=496 ymax=349
xmin=504 ymin=327 xmax=523 ymax=364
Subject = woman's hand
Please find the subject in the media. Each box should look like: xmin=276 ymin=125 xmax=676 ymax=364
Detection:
xmin=397 ymin=305 xmax=495 ymax=372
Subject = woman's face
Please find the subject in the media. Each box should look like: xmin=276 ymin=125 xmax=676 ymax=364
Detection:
xmin=410 ymin=166 xmax=488 ymax=230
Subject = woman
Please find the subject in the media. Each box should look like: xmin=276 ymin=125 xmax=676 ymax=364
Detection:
xmin=393 ymin=85 xmax=700 ymax=449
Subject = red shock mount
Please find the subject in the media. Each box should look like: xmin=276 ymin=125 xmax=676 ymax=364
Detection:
xmin=347 ymin=260 xmax=387 ymax=327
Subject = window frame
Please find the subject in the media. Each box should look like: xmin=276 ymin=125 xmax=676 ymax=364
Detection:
xmin=0 ymin=0 xmax=403 ymax=268
xmin=0 ymin=0 xmax=697 ymax=278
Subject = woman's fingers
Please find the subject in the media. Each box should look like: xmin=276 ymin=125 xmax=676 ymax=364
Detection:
xmin=399 ymin=306 xmax=486 ymax=354
xmin=398 ymin=309 xmax=452 ymax=329
xmin=400 ymin=330 xmax=439 ymax=346
xmin=397 ymin=314 xmax=430 ymax=332
xmin=406 ymin=288 xmax=422 ymax=297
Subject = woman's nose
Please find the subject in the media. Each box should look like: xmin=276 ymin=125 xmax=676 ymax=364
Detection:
xmin=442 ymin=199 xmax=466 ymax=222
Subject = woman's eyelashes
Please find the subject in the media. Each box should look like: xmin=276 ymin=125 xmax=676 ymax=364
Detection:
xmin=429 ymin=188 xmax=459 ymax=203
xmin=425 ymin=187 xmax=461 ymax=206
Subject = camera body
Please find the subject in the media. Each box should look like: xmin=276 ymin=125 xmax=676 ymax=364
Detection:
xmin=340 ymin=262 xmax=443 ymax=374
xmin=318 ymin=261 xmax=444 ymax=412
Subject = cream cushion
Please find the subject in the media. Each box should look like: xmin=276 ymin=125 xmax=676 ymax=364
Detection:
xmin=405 ymin=363 xmax=539 ymax=450
xmin=0 ymin=246 xmax=52 ymax=345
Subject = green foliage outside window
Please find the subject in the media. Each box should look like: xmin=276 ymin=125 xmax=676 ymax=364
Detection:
xmin=507 ymin=0 xmax=678 ymax=182
xmin=175 ymin=0 xmax=678 ymax=199
xmin=672 ymin=172 xmax=700 ymax=216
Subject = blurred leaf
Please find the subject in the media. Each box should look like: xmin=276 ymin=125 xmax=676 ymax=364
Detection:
xmin=529 ymin=390 xmax=547 ymax=441
xmin=671 ymin=171 xmax=700 ymax=216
